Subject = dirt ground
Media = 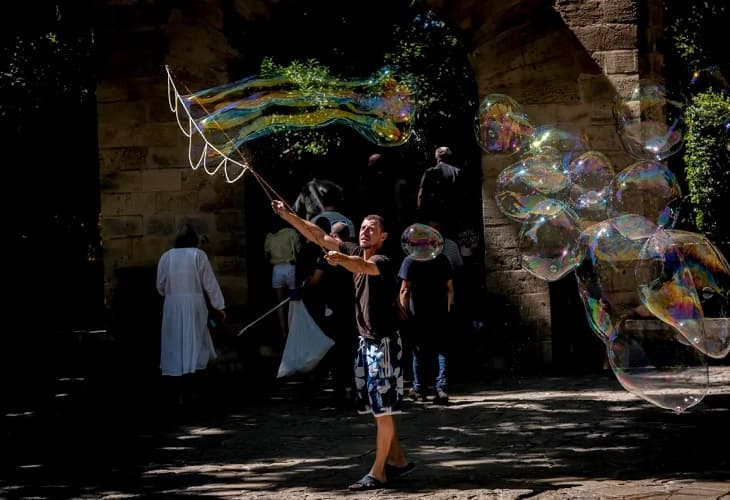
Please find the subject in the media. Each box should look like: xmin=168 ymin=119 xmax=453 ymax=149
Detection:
xmin=2 ymin=365 xmax=729 ymax=499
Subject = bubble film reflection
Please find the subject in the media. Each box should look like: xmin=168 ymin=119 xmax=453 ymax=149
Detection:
xmin=608 ymin=160 xmax=681 ymax=229
xmin=608 ymin=317 xmax=708 ymax=414
xmin=475 ymin=94 xmax=533 ymax=155
xmin=567 ymin=151 xmax=615 ymax=229
xmin=401 ymin=223 xmax=444 ymax=261
xmin=635 ymin=229 xmax=705 ymax=350
xmin=613 ymin=80 xmax=686 ymax=160
xmin=665 ymin=230 xmax=730 ymax=358
xmin=495 ymin=155 xmax=569 ymax=221
xmin=575 ymin=215 xmax=657 ymax=340
xmin=519 ymin=200 xmax=583 ymax=281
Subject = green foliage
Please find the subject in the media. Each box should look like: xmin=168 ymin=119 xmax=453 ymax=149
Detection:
xmin=683 ymin=91 xmax=730 ymax=243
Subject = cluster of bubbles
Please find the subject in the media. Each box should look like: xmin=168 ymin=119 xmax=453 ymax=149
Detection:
xmin=477 ymin=77 xmax=730 ymax=413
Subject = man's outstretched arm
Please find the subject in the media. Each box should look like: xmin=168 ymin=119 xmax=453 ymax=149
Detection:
xmin=271 ymin=200 xmax=340 ymax=251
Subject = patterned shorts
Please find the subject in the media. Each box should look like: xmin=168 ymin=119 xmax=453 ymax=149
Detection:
xmin=354 ymin=335 xmax=404 ymax=417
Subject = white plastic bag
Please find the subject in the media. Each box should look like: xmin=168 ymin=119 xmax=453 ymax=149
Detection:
xmin=277 ymin=299 xmax=335 ymax=378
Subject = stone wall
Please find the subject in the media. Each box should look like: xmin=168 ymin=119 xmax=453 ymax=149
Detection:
xmin=97 ymin=0 xmax=247 ymax=309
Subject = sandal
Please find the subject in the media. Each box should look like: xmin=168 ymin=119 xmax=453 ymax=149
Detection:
xmin=385 ymin=461 xmax=415 ymax=480
xmin=348 ymin=474 xmax=386 ymax=491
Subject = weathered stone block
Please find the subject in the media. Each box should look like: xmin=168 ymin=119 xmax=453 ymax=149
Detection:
xmin=98 ymin=122 xmax=185 ymax=148
xmin=102 ymin=215 xmax=143 ymax=239
xmin=572 ymin=24 xmax=637 ymax=51
xmin=145 ymin=214 xmax=176 ymax=236
xmin=155 ymin=191 xmax=199 ymax=212
xmin=102 ymin=192 xmax=156 ymax=216
xmin=99 ymin=147 xmax=148 ymax=173
xmin=97 ymin=101 xmax=147 ymax=124
xmin=148 ymin=146 xmax=189 ymax=168
xmin=142 ymin=169 xmax=182 ymax=192
xmin=592 ymin=50 xmax=638 ymax=74
xmin=100 ymin=170 xmax=142 ymax=193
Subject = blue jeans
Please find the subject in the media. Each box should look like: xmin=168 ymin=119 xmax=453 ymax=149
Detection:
xmin=411 ymin=344 xmax=447 ymax=392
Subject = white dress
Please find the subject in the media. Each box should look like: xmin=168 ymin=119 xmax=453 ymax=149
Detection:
xmin=156 ymin=247 xmax=225 ymax=376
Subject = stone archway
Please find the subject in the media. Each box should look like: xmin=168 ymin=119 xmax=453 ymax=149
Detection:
xmin=96 ymin=0 xmax=659 ymax=372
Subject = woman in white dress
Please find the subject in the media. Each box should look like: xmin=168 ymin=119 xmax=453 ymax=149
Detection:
xmin=156 ymin=224 xmax=226 ymax=378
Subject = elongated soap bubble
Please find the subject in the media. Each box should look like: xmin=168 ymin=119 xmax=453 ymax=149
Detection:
xmin=495 ymin=154 xmax=569 ymax=221
xmin=518 ymin=199 xmax=583 ymax=281
xmin=475 ymin=94 xmax=533 ymax=155
xmin=613 ymin=80 xmax=686 ymax=160
xmin=665 ymin=230 xmax=730 ymax=358
xmin=179 ymin=66 xmax=414 ymax=156
xmin=567 ymin=151 xmax=615 ymax=229
xmin=608 ymin=316 xmax=708 ymax=414
xmin=607 ymin=160 xmax=681 ymax=229
xmin=635 ymin=229 xmax=705 ymax=351
xmin=401 ymin=223 xmax=444 ymax=261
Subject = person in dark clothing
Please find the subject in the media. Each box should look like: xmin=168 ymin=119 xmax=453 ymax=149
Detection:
xmin=417 ymin=146 xmax=462 ymax=223
xmin=307 ymin=221 xmax=357 ymax=405
xmin=271 ymin=200 xmax=412 ymax=491
xmin=398 ymin=252 xmax=454 ymax=404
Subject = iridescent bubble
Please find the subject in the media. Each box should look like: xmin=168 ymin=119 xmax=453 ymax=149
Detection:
xmin=608 ymin=316 xmax=708 ymax=413
xmin=401 ymin=223 xmax=444 ymax=261
xmin=567 ymin=151 xmax=615 ymax=229
xmin=575 ymin=215 xmax=657 ymax=340
xmin=607 ymin=160 xmax=682 ymax=229
xmin=495 ymin=154 xmax=569 ymax=221
xmin=172 ymin=66 xmax=414 ymax=159
xmin=635 ymin=229 xmax=705 ymax=351
xmin=474 ymin=94 xmax=534 ymax=155
xmin=664 ymin=230 xmax=730 ymax=359
xmin=613 ymin=80 xmax=687 ymax=160
xmin=523 ymin=124 xmax=590 ymax=169
xmin=518 ymin=199 xmax=583 ymax=281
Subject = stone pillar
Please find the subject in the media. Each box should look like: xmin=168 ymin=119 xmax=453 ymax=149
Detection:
xmin=97 ymin=0 xmax=248 ymax=309
xmin=428 ymin=0 xmax=655 ymax=371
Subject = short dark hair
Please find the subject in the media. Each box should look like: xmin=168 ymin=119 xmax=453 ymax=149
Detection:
xmin=363 ymin=214 xmax=387 ymax=233
xmin=174 ymin=223 xmax=199 ymax=248
xmin=331 ymin=221 xmax=351 ymax=242
xmin=435 ymin=146 xmax=452 ymax=161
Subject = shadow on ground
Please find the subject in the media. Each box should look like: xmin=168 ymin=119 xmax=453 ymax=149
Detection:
xmin=2 ymin=332 xmax=729 ymax=499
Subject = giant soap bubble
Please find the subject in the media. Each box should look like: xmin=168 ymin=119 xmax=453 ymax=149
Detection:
xmin=567 ymin=151 xmax=615 ymax=229
xmin=518 ymin=199 xmax=583 ymax=281
xmin=475 ymin=94 xmax=533 ymax=155
xmin=495 ymin=154 xmax=569 ymax=221
xmin=663 ymin=230 xmax=730 ymax=358
xmin=635 ymin=229 xmax=705 ymax=351
xmin=608 ymin=316 xmax=709 ymax=414
xmin=607 ymin=160 xmax=682 ymax=229
xmin=401 ymin=223 xmax=444 ymax=261
xmin=522 ymin=124 xmax=590 ymax=169
xmin=575 ymin=215 xmax=658 ymax=340
xmin=613 ymin=80 xmax=687 ymax=160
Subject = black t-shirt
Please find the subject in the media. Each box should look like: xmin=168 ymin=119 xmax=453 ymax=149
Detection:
xmin=339 ymin=241 xmax=397 ymax=341
xmin=398 ymin=253 xmax=452 ymax=319
xmin=419 ymin=161 xmax=461 ymax=212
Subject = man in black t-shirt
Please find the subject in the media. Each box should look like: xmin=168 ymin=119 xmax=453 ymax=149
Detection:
xmin=417 ymin=146 xmax=462 ymax=223
xmin=272 ymin=200 xmax=412 ymax=491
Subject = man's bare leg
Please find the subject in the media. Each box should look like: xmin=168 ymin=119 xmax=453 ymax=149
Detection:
xmin=368 ymin=415 xmax=408 ymax=483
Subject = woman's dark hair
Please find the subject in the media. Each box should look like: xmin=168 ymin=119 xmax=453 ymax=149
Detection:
xmin=174 ymin=223 xmax=199 ymax=248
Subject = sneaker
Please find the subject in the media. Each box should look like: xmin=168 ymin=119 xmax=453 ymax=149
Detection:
xmin=433 ymin=389 xmax=449 ymax=405
xmin=408 ymin=388 xmax=426 ymax=401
